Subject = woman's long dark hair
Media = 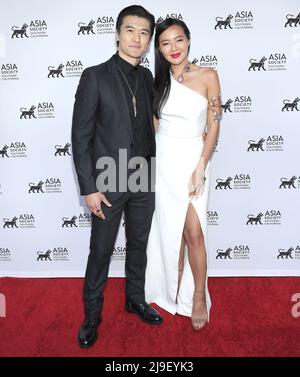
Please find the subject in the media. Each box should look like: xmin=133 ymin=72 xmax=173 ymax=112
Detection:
xmin=153 ymin=18 xmax=191 ymax=118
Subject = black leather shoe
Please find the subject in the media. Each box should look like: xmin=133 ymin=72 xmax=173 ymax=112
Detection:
xmin=125 ymin=301 xmax=163 ymax=325
xmin=78 ymin=318 xmax=100 ymax=348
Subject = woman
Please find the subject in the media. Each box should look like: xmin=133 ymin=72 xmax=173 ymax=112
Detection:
xmin=145 ymin=18 xmax=221 ymax=330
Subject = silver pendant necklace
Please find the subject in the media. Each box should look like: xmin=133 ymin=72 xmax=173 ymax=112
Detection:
xmin=173 ymin=62 xmax=191 ymax=83
xmin=116 ymin=65 xmax=139 ymax=117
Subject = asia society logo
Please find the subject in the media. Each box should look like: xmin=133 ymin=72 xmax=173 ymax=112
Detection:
xmin=279 ymin=176 xmax=300 ymax=189
xmin=284 ymin=13 xmax=300 ymax=27
xmin=28 ymin=178 xmax=63 ymax=194
xmin=191 ymin=56 xmax=218 ymax=69
xmin=282 ymin=97 xmax=299 ymax=111
xmin=37 ymin=249 xmax=52 ymax=261
xmin=215 ymin=174 xmax=251 ymax=190
xmin=277 ymin=246 xmax=300 ymax=259
xmin=78 ymin=20 xmax=95 ymax=35
xmin=47 ymin=60 xmax=83 ymax=78
xmin=112 ymin=246 xmax=126 ymax=261
xmin=207 ymin=210 xmax=219 ymax=226
xmin=221 ymin=96 xmax=252 ymax=113
xmin=19 ymin=102 xmax=55 ymax=119
xmin=11 ymin=20 xmax=48 ymax=38
xmin=247 ymin=135 xmax=284 ymax=152
xmin=139 ymin=57 xmax=150 ymax=69
xmin=246 ymin=210 xmax=281 ymax=225
xmin=19 ymin=105 xmax=36 ymax=119
xmin=214 ymin=11 xmax=254 ymax=30
xmin=62 ymin=216 xmax=77 ymax=228
xmin=0 ymin=142 xmax=28 ymax=158
xmin=0 ymin=248 xmax=11 ymax=262
xmin=248 ymin=54 xmax=287 ymax=71
xmin=48 ymin=64 xmax=64 ymax=78
xmin=156 ymin=13 xmax=184 ymax=23
xmin=37 ymin=247 xmax=69 ymax=262
xmin=77 ymin=16 xmax=115 ymax=35
xmin=3 ymin=214 xmax=36 ymax=229
xmin=61 ymin=213 xmax=91 ymax=228
xmin=0 ymin=145 xmax=9 ymax=158
xmin=216 ymin=245 xmax=250 ymax=260
xmin=1 ymin=63 xmax=19 ymax=81
xmin=55 ymin=143 xmax=71 ymax=156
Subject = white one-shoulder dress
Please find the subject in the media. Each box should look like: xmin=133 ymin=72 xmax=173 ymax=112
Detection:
xmin=145 ymin=74 xmax=211 ymax=318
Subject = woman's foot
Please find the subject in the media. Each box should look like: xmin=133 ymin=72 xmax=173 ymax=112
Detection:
xmin=191 ymin=289 xmax=208 ymax=330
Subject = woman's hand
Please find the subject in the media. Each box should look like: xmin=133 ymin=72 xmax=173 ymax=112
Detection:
xmin=188 ymin=157 xmax=206 ymax=200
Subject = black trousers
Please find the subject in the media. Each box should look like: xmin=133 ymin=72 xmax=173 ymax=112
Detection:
xmin=82 ymin=187 xmax=155 ymax=321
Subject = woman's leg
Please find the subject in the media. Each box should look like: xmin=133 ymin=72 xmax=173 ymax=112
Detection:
xmin=183 ymin=203 xmax=208 ymax=329
xmin=176 ymin=236 xmax=185 ymax=304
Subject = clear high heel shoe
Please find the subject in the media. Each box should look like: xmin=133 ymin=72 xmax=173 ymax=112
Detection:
xmin=191 ymin=288 xmax=208 ymax=330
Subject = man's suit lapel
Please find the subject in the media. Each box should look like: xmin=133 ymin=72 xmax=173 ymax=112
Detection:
xmin=139 ymin=70 xmax=155 ymax=136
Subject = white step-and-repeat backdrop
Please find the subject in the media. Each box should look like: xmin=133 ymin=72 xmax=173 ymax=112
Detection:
xmin=0 ymin=0 xmax=299 ymax=277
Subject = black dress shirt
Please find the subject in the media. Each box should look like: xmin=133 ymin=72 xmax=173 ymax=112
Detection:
xmin=114 ymin=53 xmax=152 ymax=158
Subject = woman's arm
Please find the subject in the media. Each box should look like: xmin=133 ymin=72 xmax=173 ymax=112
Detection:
xmin=201 ymin=68 xmax=221 ymax=171
xmin=188 ymin=69 xmax=221 ymax=199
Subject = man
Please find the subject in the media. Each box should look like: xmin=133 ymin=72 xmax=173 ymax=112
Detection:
xmin=72 ymin=5 xmax=163 ymax=348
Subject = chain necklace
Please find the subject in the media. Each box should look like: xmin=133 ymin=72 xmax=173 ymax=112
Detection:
xmin=172 ymin=61 xmax=191 ymax=83
xmin=116 ymin=65 xmax=139 ymax=117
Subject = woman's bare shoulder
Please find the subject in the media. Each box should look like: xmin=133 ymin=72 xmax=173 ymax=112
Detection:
xmin=190 ymin=65 xmax=218 ymax=82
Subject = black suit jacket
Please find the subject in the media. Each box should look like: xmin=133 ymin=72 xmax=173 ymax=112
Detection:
xmin=71 ymin=55 xmax=155 ymax=199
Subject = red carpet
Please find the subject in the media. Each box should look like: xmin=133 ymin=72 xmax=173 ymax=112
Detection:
xmin=0 ymin=277 xmax=299 ymax=357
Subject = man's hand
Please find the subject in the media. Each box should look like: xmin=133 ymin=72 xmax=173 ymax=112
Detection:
xmin=85 ymin=192 xmax=112 ymax=220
